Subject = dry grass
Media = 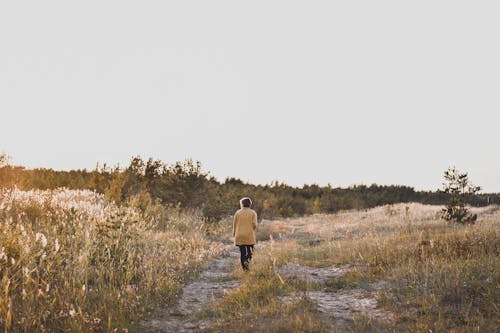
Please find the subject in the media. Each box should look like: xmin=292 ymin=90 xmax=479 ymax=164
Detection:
xmin=210 ymin=203 xmax=499 ymax=332
xmin=1 ymin=194 xmax=498 ymax=332
xmin=0 ymin=188 xmax=224 ymax=332
xmin=201 ymin=242 xmax=326 ymax=333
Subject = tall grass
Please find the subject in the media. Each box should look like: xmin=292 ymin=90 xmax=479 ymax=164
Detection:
xmin=0 ymin=188 xmax=221 ymax=332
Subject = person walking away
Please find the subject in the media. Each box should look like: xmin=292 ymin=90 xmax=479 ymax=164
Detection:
xmin=233 ymin=197 xmax=257 ymax=271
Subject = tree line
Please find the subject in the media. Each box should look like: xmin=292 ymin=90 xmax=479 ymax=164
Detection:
xmin=1 ymin=156 xmax=498 ymax=221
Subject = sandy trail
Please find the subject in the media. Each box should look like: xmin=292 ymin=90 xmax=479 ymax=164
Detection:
xmin=137 ymin=245 xmax=241 ymax=332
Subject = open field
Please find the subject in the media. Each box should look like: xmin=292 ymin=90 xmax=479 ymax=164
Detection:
xmin=1 ymin=190 xmax=498 ymax=332
xmin=204 ymin=203 xmax=499 ymax=332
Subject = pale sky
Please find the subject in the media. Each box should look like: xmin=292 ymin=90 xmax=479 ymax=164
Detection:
xmin=1 ymin=1 xmax=499 ymax=192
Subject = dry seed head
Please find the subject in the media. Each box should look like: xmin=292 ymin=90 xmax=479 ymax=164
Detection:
xmin=36 ymin=232 xmax=48 ymax=248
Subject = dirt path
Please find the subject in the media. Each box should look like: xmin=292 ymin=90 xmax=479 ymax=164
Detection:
xmin=137 ymin=245 xmax=241 ymax=332
xmin=137 ymin=240 xmax=393 ymax=332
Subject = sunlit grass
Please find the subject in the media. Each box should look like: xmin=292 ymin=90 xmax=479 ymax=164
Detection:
xmin=201 ymin=246 xmax=326 ymax=333
xmin=0 ymin=188 xmax=223 ymax=332
xmin=1 ymin=191 xmax=497 ymax=332
xmin=210 ymin=203 xmax=499 ymax=332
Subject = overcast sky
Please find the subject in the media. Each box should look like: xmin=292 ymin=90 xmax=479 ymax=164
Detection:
xmin=1 ymin=1 xmax=499 ymax=192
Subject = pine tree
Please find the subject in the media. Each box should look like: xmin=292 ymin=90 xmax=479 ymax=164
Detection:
xmin=441 ymin=167 xmax=480 ymax=224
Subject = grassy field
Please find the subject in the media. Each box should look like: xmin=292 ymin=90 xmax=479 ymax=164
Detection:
xmin=206 ymin=203 xmax=499 ymax=332
xmin=0 ymin=188 xmax=225 ymax=332
xmin=1 ymin=190 xmax=498 ymax=332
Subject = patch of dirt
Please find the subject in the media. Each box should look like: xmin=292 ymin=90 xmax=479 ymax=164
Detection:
xmin=137 ymin=246 xmax=241 ymax=332
xmin=277 ymin=263 xmax=354 ymax=283
xmin=277 ymin=263 xmax=393 ymax=330
xmin=281 ymin=289 xmax=393 ymax=330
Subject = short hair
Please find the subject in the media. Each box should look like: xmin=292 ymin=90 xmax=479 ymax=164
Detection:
xmin=241 ymin=197 xmax=252 ymax=207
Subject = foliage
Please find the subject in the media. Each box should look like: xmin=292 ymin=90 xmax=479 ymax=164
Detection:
xmin=1 ymin=156 xmax=499 ymax=223
xmin=441 ymin=167 xmax=481 ymax=224
xmin=0 ymin=152 xmax=9 ymax=168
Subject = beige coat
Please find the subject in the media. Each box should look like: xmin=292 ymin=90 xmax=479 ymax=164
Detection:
xmin=233 ymin=207 xmax=257 ymax=245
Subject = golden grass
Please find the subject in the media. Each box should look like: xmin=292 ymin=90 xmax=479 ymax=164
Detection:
xmin=1 ymin=193 xmax=497 ymax=332
xmin=0 ymin=188 xmax=224 ymax=332
xmin=210 ymin=203 xmax=499 ymax=332
xmin=201 ymin=246 xmax=326 ymax=333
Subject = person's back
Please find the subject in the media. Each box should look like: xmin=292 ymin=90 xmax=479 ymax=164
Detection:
xmin=233 ymin=197 xmax=257 ymax=271
xmin=233 ymin=207 xmax=257 ymax=245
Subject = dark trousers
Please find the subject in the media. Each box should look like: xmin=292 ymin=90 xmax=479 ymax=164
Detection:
xmin=238 ymin=245 xmax=254 ymax=271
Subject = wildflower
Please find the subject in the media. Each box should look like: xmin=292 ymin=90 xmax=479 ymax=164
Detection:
xmin=54 ymin=239 xmax=60 ymax=253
